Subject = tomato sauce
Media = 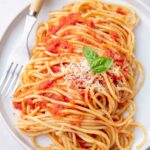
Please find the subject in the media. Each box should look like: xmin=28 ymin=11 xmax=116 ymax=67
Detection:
xmin=38 ymin=80 xmax=53 ymax=90
xmin=46 ymin=38 xmax=74 ymax=54
xmin=25 ymin=98 xmax=35 ymax=109
xmin=87 ymin=20 xmax=95 ymax=28
xmin=51 ymin=64 xmax=60 ymax=73
xmin=106 ymin=50 xmax=124 ymax=66
xmin=109 ymin=30 xmax=119 ymax=41
xmin=116 ymin=7 xmax=126 ymax=15
xmin=35 ymin=101 xmax=48 ymax=109
xmin=50 ymin=103 xmax=65 ymax=116
xmin=13 ymin=102 xmax=22 ymax=110
xmin=50 ymin=13 xmax=82 ymax=34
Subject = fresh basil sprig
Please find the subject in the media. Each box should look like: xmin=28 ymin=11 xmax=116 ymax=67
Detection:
xmin=83 ymin=46 xmax=113 ymax=74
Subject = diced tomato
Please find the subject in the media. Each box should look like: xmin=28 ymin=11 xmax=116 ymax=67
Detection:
xmin=87 ymin=20 xmax=95 ymax=28
xmin=94 ymin=116 xmax=99 ymax=120
xmin=46 ymin=44 xmax=58 ymax=54
xmin=63 ymin=96 xmax=70 ymax=102
xmin=51 ymin=64 xmax=60 ymax=73
xmin=13 ymin=102 xmax=22 ymax=110
xmin=46 ymin=38 xmax=74 ymax=53
xmin=107 ymin=50 xmax=116 ymax=58
xmin=40 ymin=70 xmax=47 ymax=74
xmin=50 ymin=13 xmax=82 ymax=35
xmin=109 ymin=30 xmax=119 ymax=41
xmin=24 ymin=98 xmax=35 ymax=109
xmin=46 ymin=38 xmax=61 ymax=54
xmin=67 ymin=13 xmax=82 ymax=25
xmin=78 ymin=89 xmax=85 ymax=97
xmin=24 ymin=98 xmax=33 ymax=105
xmin=106 ymin=50 xmax=124 ymax=66
xmin=116 ymin=57 xmax=124 ymax=66
xmin=38 ymin=80 xmax=53 ymax=90
xmin=79 ymin=37 xmax=91 ymax=45
xmin=116 ymin=7 xmax=126 ymax=15
xmin=76 ymin=136 xmax=90 ymax=148
xmin=107 ymin=73 xmax=120 ymax=85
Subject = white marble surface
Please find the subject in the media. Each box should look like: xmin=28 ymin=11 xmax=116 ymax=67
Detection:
xmin=0 ymin=0 xmax=149 ymax=150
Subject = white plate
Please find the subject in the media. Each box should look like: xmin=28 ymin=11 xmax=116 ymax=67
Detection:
xmin=0 ymin=0 xmax=150 ymax=150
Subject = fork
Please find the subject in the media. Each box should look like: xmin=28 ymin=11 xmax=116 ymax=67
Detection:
xmin=0 ymin=0 xmax=44 ymax=97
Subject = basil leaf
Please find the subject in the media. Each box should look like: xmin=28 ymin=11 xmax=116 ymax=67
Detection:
xmin=82 ymin=46 xmax=113 ymax=74
xmin=91 ymin=57 xmax=113 ymax=73
xmin=91 ymin=57 xmax=108 ymax=68
xmin=92 ymin=66 xmax=108 ymax=73
xmin=83 ymin=46 xmax=97 ymax=63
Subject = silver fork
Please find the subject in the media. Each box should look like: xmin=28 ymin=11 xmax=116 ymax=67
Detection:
xmin=0 ymin=0 xmax=44 ymax=97
xmin=0 ymin=39 xmax=30 ymax=97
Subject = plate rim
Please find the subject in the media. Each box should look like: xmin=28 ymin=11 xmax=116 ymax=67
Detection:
xmin=0 ymin=1 xmax=150 ymax=150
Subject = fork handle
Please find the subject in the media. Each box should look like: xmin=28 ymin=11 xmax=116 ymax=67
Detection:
xmin=29 ymin=0 xmax=45 ymax=17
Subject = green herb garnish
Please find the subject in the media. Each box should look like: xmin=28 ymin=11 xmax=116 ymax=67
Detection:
xmin=83 ymin=46 xmax=113 ymax=74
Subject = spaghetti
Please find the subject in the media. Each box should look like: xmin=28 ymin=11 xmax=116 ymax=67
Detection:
xmin=13 ymin=0 xmax=147 ymax=149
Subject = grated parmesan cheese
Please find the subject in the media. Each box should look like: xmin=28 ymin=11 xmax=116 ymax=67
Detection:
xmin=61 ymin=58 xmax=104 ymax=91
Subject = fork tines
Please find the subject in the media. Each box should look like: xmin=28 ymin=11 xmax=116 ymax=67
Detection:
xmin=0 ymin=62 xmax=23 ymax=97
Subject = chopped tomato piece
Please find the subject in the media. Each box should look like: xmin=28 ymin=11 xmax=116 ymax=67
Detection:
xmin=46 ymin=38 xmax=61 ymax=54
xmin=79 ymin=37 xmax=91 ymax=45
xmin=109 ymin=30 xmax=119 ymax=41
xmin=107 ymin=50 xmax=116 ymax=58
xmin=46 ymin=38 xmax=74 ymax=53
xmin=116 ymin=57 xmax=124 ymax=66
xmin=116 ymin=7 xmax=126 ymax=15
xmin=63 ymin=96 xmax=70 ymax=102
xmin=13 ymin=102 xmax=22 ymax=110
xmin=51 ymin=64 xmax=60 ymax=73
xmin=46 ymin=44 xmax=58 ymax=54
xmin=50 ymin=13 xmax=82 ymax=35
xmin=66 ymin=13 xmax=82 ymax=25
xmin=38 ymin=80 xmax=53 ymax=90
xmin=107 ymin=73 xmax=120 ymax=85
xmin=94 ymin=116 xmax=99 ymax=120
xmin=76 ymin=136 xmax=90 ymax=148
xmin=24 ymin=98 xmax=33 ymax=105
xmin=24 ymin=98 xmax=35 ymax=109
xmin=87 ymin=20 xmax=95 ymax=28
xmin=106 ymin=50 xmax=124 ymax=66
